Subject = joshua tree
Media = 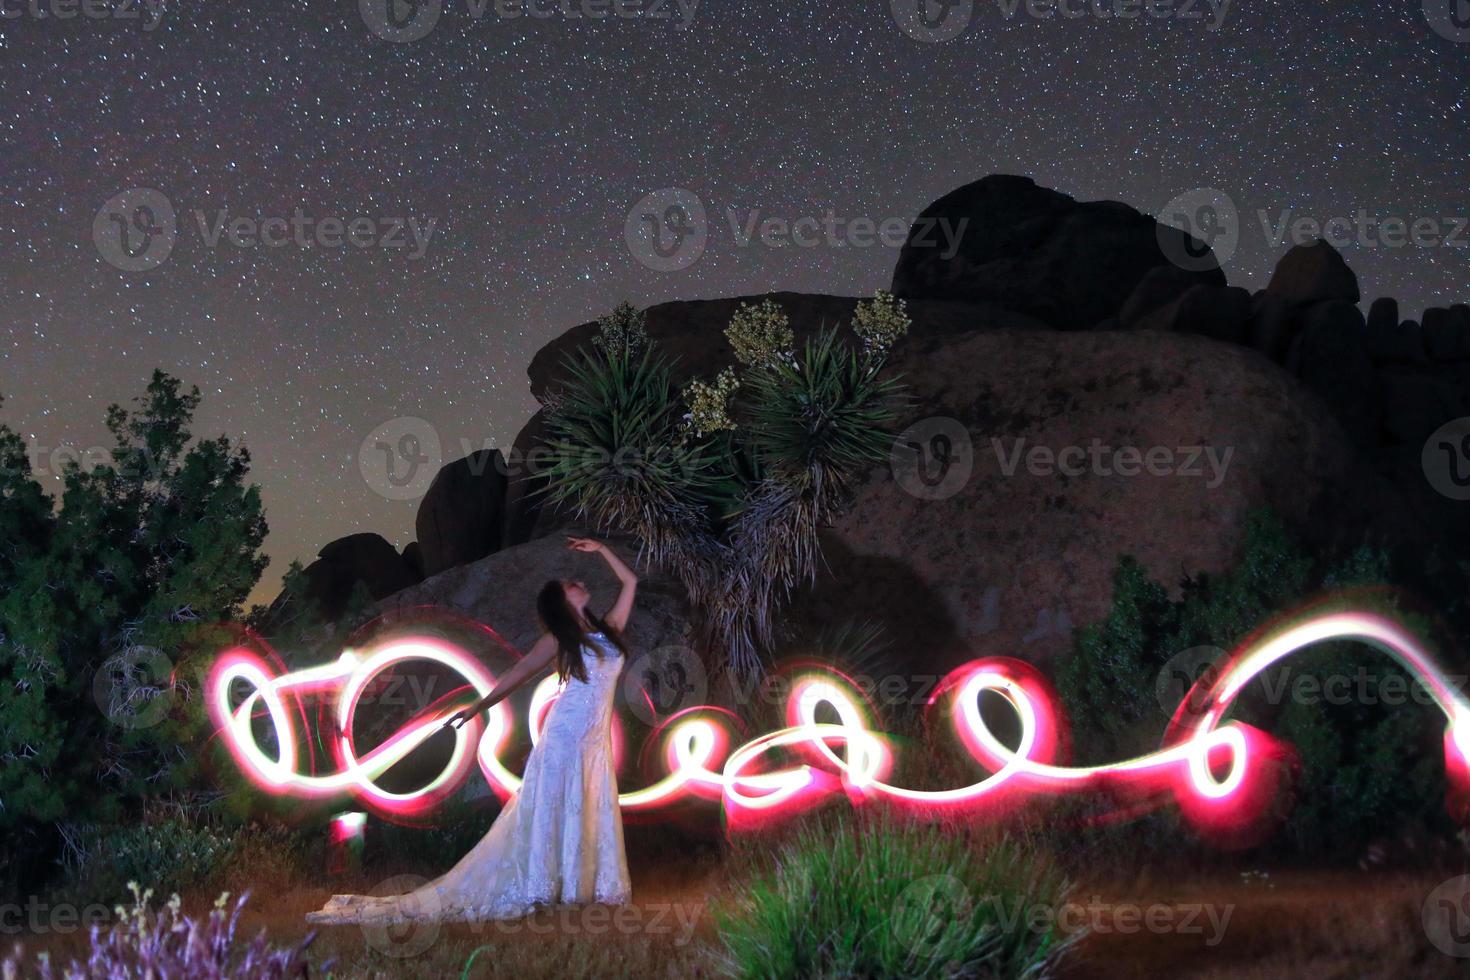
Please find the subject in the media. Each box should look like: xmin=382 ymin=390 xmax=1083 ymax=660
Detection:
xmin=538 ymin=295 xmax=910 ymax=681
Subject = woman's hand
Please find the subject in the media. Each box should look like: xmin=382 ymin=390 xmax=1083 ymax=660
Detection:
xmin=565 ymin=536 xmax=605 ymax=554
xmin=443 ymin=705 xmax=478 ymax=730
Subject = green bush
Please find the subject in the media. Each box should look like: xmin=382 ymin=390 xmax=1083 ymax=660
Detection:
xmin=715 ymin=812 xmax=1079 ymax=979
xmin=1056 ymin=510 xmax=1454 ymax=858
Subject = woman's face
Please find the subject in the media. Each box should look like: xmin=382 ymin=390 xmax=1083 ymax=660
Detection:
xmin=562 ymin=579 xmax=590 ymax=612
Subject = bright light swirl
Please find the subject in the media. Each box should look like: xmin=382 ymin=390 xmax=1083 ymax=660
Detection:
xmin=208 ymin=608 xmax=1470 ymax=840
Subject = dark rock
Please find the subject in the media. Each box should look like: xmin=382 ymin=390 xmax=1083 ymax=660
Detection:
xmin=416 ymin=450 xmax=510 ymax=577
xmin=1130 ymin=283 xmax=1253 ymax=344
xmin=788 ymin=330 xmax=1391 ymax=673
xmin=1380 ymin=368 xmax=1466 ymax=446
xmin=1424 ymin=306 xmax=1470 ymax=362
xmin=1119 ymin=265 xmax=1205 ymax=327
xmin=890 ymin=175 xmax=1225 ymax=330
xmin=1286 ymin=302 xmax=1379 ymax=447
xmin=401 ymin=541 xmax=425 ymax=579
xmin=298 ymin=533 xmax=421 ymax=621
xmin=504 ymin=410 xmax=561 ymax=547
xmin=528 ymin=291 xmax=1049 ymax=404
xmin=1247 ymin=291 xmax=1297 ymax=363
xmin=1264 ymin=239 xmax=1360 ymax=307
xmin=378 ymin=532 xmax=694 ymax=707
xmin=1367 ymin=297 xmax=1399 ymax=334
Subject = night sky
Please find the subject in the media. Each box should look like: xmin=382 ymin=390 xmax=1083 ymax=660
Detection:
xmin=3 ymin=1 xmax=1467 ymax=605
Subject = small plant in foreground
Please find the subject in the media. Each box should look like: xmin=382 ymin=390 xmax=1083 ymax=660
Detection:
xmin=1 ymin=884 xmax=318 ymax=980
xmin=715 ymin=811 xmax=1081 ymax=979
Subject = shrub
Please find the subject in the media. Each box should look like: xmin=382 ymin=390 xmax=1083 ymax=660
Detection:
xmin=1056 ymin=510 xmax=1455 ymax=858
xmin=715 ymin=812 xmax=1079 ymax=979
xmin=1 ymin=885 xmax=318 ymax=979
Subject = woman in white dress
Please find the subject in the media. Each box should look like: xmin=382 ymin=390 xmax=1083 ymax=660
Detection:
xmin=307 ymin=536 xmax=637 ymax=924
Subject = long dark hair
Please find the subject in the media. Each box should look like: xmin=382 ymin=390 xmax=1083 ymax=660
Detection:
xmin=537 ymin=580 xmax=628 ymax=684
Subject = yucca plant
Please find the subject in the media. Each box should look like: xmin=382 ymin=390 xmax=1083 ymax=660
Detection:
xmin=539 ymin=296 xmax=910 ymax=681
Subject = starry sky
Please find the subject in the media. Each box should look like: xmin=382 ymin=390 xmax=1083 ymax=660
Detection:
xmin=2 ymin=0 xmax=1467 ymax=606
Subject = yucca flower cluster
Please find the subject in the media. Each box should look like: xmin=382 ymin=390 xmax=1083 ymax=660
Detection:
xmin=540 ymin=295 xmax=910 ymax=680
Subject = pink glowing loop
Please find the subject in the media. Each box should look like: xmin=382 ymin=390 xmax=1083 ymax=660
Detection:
xmin=207 ymin=606 xmax=1470 ymax=842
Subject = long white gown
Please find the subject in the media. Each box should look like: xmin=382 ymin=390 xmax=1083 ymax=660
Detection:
xmin=307 ymin=632 xmax=631 ymax=923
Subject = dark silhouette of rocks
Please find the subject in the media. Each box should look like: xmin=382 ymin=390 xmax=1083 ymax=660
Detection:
xmin=297 ymin=532 xmax=421 ymax=622
xmin=1264 ymin=238 xmax=1361 ymax=307
xmin=282 ymin=177 xmax=1470 ymax=647
xmin=890 ymin=174 xmax=1226 ymax=329
xmin=416 ymin=449 xmax=509 ymax=577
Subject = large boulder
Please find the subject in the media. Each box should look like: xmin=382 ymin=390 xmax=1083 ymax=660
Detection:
xmin=1285 ymin=302 xmax=1379 ymax=447
xmin=1423 ymin=305 xmax=1470 ymax=362
xmin=785 ymin=329 xmax=1403 ymax=677
xmin=890 ymin=175 xmax=1226 ymax=329
xmin=416 ymin=450 xmax=510 ymax=577
xmin=527 ymin=291 xmax=1049 ymax=403
xmin=298 ymin=533 xmax=422 ymax=621
xmin=376 ymin=533 xmax=692 ymax=673
xmin=1264 ymin=239 xmax=1360 ymax=307
xmin=1128 ymin=282 xmax=1253 ymax=344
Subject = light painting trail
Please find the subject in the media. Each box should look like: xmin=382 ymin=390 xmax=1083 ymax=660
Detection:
xmin=206 ymin=607 xmax=1470 ymax=843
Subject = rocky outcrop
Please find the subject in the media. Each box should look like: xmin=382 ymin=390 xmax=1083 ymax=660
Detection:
xmin=416 ymin=450 xmax=509 ymax=577
xmin=1263 ymin=238 xmax=1361 ymax=307
xmin=890 ymin=175 xmax=1226 ymax=330
xmin=299 ymin=533 xmax=422 ymax=621
xmin=784 ymin=329 xmax=1398 ymax=677
xmin=376 ymin=532 xmax=692 ymax=676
